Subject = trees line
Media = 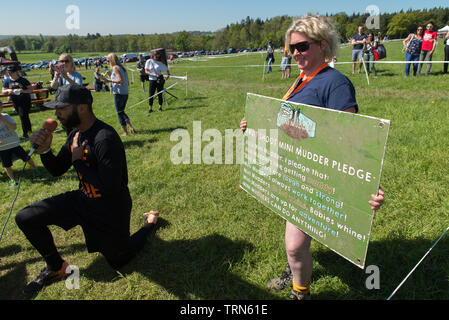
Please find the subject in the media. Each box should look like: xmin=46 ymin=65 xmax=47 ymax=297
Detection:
xmin=2 ymin=7 xmax=448 ymax=54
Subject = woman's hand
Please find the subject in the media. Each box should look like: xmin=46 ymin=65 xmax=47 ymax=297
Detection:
xmin=240 ymin=118 xmax=247 ymax=133
xmin=369 ymin=187 xmax=385 ymax=212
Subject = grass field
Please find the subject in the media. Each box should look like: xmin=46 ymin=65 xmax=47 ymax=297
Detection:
xmin=0 ymin=39 xmax=448 ymax=300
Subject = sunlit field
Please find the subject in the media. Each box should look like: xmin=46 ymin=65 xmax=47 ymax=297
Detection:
xmin=1 ymin=39 xmax=448 ymax=300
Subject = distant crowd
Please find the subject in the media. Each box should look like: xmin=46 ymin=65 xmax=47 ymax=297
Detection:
xmin=349 ymin=22 xmax=448 ymax=77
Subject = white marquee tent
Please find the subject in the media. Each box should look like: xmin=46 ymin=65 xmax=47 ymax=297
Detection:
xmin=438 ymin=25 xmax=449 ymax=33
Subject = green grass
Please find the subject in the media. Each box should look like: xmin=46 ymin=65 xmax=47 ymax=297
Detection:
xmin=1 ymin=39 xmax=449 ymax=300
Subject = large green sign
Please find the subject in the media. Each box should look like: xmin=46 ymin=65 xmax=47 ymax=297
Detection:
xmin=240 ymin=93 xmax=390 ymax=268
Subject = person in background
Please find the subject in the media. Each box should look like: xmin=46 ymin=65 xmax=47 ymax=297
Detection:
xmin=107 ymin=53 xmax=136 ymax=136
xmin=403 ymin=26 xmax=423 ymax=77
xmin=145 ymin=50 xmax=170 ymax=113
xmin=266 ymin=40 xmax=275 ymax=73
xmin=50 ymin=53 xmax=83 ymax=90
xmin=443 ymin=30 xmax=449 ymax=74
xmin=281 ymin=50 xmax=289 ymax=79
xmin=1 ymin=66 xmax=8 ymax=81
xmin=0 ymin=101 xmax=40 ymax=186
xmin=286 ymin=51 xmax=292 ymax=78
xmin=93 ymin=67 xmax=109 ymax=92
xmin=417 ymin=22 xmax=437 ymax=76
xmin=351 ymin=26 xmax=367 ymax=75
xmin=2 ymin=64 xmax=33 ymax=139
xmin=363 ymin=32 xmax=378 ymax=77
xmin=136 ymin=54 xmax=148 ymax=93
xmin=240 ymin=14 xmax=384 ymax=300
xmin=49 ymin=62 xmax=56 ymax=81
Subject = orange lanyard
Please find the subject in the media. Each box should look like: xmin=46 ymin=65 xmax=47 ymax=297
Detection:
xmin=282 ymin=63 xmax=329 ymax=101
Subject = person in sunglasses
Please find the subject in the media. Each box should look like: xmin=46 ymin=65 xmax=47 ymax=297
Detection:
xmin=403 ymin=26 xmax=423 ymax=77
xmin=417 ymin=22 xmax=437 ymax=76
xmin=50 ymin=53 xmax=83 ymax=90
xmin=240 ymin=14 xmax=384 ymax=300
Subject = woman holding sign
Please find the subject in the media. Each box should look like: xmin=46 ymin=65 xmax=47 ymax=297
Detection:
xmin=240 ymin=14 xmax=384 ymax=300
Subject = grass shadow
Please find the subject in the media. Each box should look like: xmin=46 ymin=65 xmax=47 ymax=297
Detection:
xmin=122 ymin=139 xmax=147 ymax=149
xmin=163 ymin=105 xmax=208 ymax=112
xmin=310 ymin=236 xmax=449 ymax=300
xmin=0 ymin=243 xmax=87 ymax=300
xmin=82 ymin=220 xmax=279 ymax=300
xmin=135 ymin=126 xmax=187 ymax=135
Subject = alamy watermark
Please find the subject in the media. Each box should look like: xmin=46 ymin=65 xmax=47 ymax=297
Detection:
xmin=170 ymin=121 xmax=279 ymax=174
xmin=365 ymin=265 xmax=380 ymax=290
xmin=65 ymin=5 xmax=80 ymax=30
xmin=65 ymin=265 xmax=80 ymax=290
xmin=365 ymin=5 xmax=380 ymax=30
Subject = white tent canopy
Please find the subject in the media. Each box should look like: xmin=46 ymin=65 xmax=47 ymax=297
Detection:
xmin=438 ymin=25 xmax=449 ymax=32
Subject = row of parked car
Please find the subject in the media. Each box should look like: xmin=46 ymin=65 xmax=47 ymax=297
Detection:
xmin=18 ymin=47 xmax=266 ymax=71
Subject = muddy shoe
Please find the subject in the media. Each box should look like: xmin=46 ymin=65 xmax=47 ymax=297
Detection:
xmin=267 ymin=264 xmax=292 ymax=291
xmin=290 ymin=289 xmax=312 ymax=300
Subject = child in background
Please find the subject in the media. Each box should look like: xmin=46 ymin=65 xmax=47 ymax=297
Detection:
xmin=0 ymin=101 xmax=40 ymax=186
xmin=2 ymin=64 xmax=33 ymax=139
xmin=281 ymin=51 xmax=288 ymax=79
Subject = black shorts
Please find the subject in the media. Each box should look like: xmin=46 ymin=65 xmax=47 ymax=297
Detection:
xmin=0 ymin=146 xmax=30 ymax=168
xmin=140 ymin=74 xmax=149 ymax=82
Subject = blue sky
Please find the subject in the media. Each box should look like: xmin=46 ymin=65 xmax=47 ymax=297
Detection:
xmin=1 ymin=0 xmax=446 ymax=35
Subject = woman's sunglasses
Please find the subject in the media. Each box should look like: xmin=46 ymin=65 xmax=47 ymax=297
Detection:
xmin=289 ymin=41 xmax=313 ymax=54
xmin=59 ymin=59 xmax=70 ymax=63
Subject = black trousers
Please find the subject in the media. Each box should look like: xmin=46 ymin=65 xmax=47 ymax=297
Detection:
xmin=148 ymin=80 xmax=164 ymax=107
xmin=444 ymin=45 xmax=449 ymax=74
xmin=15 ymin=191 xmax=154 ymax=270
xmin=13 ymin=100 xmax=32 ymax=137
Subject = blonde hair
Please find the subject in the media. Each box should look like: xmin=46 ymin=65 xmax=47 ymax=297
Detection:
xmin=107 ymin=53 xmax=127 ymax=74
xmin=285 ymin=14 xmax=339 ymax=60
xmin=59 ymin=53 xmax=75 ymax=69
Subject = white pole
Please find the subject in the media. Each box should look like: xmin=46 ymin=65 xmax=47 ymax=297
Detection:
xmin=387 ymin=227 xmax=449 ymax=300
xmin=262 ymin=61 xmax=266 ymax=81
xmin=362 ymin=58 xmax=370 ymax=85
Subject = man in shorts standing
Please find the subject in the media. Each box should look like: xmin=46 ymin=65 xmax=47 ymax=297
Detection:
xmin=351 ymin=26 xmax=367 ymax=75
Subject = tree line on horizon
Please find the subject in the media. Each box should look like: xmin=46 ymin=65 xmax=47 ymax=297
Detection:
xmin=2 ymin=7 xmax=448 ymax=54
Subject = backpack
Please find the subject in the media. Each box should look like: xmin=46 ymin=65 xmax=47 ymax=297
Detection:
xmin=373 ymin=44 xmax=386 ymax=61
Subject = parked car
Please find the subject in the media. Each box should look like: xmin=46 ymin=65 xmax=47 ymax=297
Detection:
xmin=121 ymin=53 xmax=138 ymax=63
xmin=20 ymin=64 xmax=31 ymax=71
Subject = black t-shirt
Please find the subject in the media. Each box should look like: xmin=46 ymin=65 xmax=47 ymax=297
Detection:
xmin=136 ymin=61 xmax=146 ymax=75
xmin=2 ymin=76 xmax=32 ymax=105
xmin=40 ymin=118 xmax=131 ymax=253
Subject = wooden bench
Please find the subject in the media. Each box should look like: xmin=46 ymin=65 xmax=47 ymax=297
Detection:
xmin=1 ymin=98 xmax=51 ymax=108
xmin=0 ymin=88 xmax=51 ymax=108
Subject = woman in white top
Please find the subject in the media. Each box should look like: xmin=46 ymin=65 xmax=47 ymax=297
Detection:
xmin=145 ymin=50 xmax=170 ymax=112
xmin=107 ymin=53 xmax=135 ymax=136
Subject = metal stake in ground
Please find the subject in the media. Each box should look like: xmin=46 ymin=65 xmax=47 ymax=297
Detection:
xmin=386 ymin=226 xmax=449 ymax=300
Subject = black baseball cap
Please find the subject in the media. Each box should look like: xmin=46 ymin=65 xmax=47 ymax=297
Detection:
xmin=45 ymin=84 xmax=93 ymax=109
